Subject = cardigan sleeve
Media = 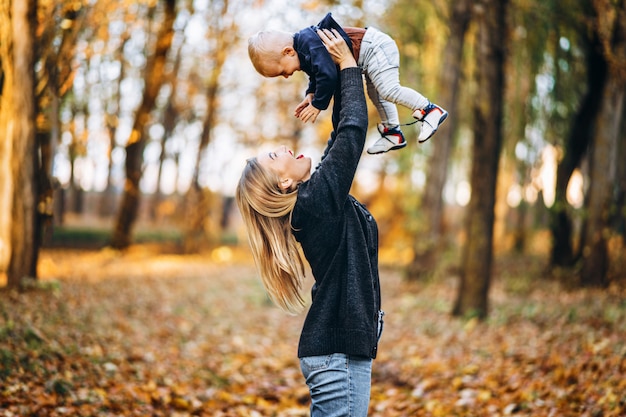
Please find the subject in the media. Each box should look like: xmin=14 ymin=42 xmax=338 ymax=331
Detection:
xmin=293 ymin=67 xmax=367 ymax=220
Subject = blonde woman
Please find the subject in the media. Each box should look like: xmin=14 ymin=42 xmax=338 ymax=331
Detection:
xmin=236 ymin=29 xmax=384 ymax=416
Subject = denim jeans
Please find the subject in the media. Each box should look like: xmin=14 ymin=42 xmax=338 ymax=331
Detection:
xmin=299 ymin=353 xmax=373 ymax=417
xmin=358 ymin=27 xmax=429 ymax=126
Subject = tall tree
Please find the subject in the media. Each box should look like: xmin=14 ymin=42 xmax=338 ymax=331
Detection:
xmin=406 ymin=0 xmax=473 ymax=279
xmin=150 ymin=40 xmax=182 ymax=221
xmin=182 ymin=0 xmax=240 ymax=252
xmin=579 ymin=0 xmax=626 ymax=286
xmin=453 ymin=0 xmax=507 ymax=319
xmin=503 ymin=1 xmax=575 ymax=255
xmin=111 ymin=0 xmax=177 ymax=249
xmin=0 ymin=0 xmax=13 ymax=272
xmin=0 ymin=0 xmax=38 ymax=287
xmin=550 ymin=4 xmax=607 ymax=267
xmin=36 ymin=0 xmax=87 ymax=230
xmin=100 ymin=29 xmax=131 ymax=218
xmin=615 ymin=103 xmax=626 ymax=240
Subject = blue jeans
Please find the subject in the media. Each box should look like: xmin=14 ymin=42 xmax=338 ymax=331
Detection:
xmin=299 ymin=353 xmax=373 ymax=417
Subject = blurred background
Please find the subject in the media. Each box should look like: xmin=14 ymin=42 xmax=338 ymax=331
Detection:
xmin=1 ymin=0 xmax=625 ymax=311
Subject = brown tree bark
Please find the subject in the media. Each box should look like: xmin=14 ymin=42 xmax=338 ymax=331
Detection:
xmin=0 ymin=0 xmax=14 ymax=272
xmin=101 ymin=32 xmax=130 ymax=218
xmin=182 ymin=4 xmax=238 ymax=252
xmin=615 ymin=103 xmax=626 ymax=240
xmin=580 ymin=0 xmax=626 ymax=286
xmin=453 ymin=0 xmax=507 ymax=319
xmin=63 ymin=98 xmax=87 ymax=215
xmin=5 ymin=0 xmax=38 ymax=286
xmin=150 ymin=30 xmax=185 ymax=221
xmin=111 ymin=0 xmax=176 ymax=249
xmin=37 ymin=0 xmax=86 ymax=223
xmin=549 ymin=32 xmax=607 ymax=267
xmin=406 ymin=0 xmax=472 ymax=279
xmin=579 ymin=86 xmax=622 ymax=286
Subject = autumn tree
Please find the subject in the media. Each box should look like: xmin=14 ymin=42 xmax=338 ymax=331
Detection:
xmin=111 ymin=0 xmax=176 ymax=249
xmin=549 ymin=0 xmax=607 ymax=268
xmin=100 ymin=24 xmax=131 ymax=218
xmin=0 ymin=0 xmax=38 ymax=287
xmin=617 ymin=107 xmax=626 ymax=242
xmin=453 ymin=0 xmax=507 ymax=319
xmin=182 ymin=1 xmax=238 ymax=252
xmin=0 ymin=2 xmax=12 ymax=273
xmin=406 ymin=0 xmax=473 ymax=279
xmin=579 ymin=0 xmax=626 ymax=286
xmin=35 ymin=0 xmax=87 ymax=229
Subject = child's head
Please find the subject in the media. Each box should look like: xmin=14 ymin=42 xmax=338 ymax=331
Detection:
xmin=248 ymin=30 xmax=300 ymax=78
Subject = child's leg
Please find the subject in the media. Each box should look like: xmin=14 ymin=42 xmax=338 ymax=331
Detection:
xmin=360 ymin=28 xmax=429 ymax=113
xmin=371 ymin=67 xmax=429 ymax=113
xmin=365 ymin=76 xmax=400 ymax=127
xmin=360 ymin=27 xmax=447 ymax=143
xmin=365 ymin=73 xmax=407 ymax=155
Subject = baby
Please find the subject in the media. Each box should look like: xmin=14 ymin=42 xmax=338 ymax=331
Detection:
xmin=248 ymin=13 xmax=448 ymax=154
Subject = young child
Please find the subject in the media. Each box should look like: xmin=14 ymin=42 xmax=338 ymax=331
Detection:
xmin=248 ymin=13 xmax=448 ymax=154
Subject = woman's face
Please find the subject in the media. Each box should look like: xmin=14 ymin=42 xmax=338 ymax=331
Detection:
xmin=257 ymin=145 xmax=311 ymax=191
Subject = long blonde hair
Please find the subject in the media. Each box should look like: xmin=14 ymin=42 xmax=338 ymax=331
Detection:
xmin=236 ymin=158 xmax=306 ymax=314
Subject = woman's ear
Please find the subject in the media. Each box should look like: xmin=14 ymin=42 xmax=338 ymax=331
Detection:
xmin=279 ymin=177 xmax=293 ymax=191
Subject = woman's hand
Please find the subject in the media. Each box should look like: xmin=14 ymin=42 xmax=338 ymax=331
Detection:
xmin=317 ymin=28 xmax=357 ymax=70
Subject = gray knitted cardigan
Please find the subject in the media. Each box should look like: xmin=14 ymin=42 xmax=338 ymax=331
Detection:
xmin=292 ymin=67 xmax=382 ymax=359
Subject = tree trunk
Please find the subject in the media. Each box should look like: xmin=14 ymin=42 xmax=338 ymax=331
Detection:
xmin=549 ymin=33 xmax=607 ymax=267
xmin=35 ymin=128 xmax=54 ymax=255
xmin=0 ymin=0 xmax=15 ymax=273
xmin=580 ymin=0 xmax=626 ymax=286
xmin=579 ymin=84 xmax=621 ymax=286
xmin=38 ymin=0 xmax=85 ymax=230
xmin=6 ymin=0 xmax=38 ymax=286
xmin=453 ymin=0 xmax=507 ymax=319
xmin=111 ymin=0 xmax=176 ymax=249
xmin=68 ymin=131 xmax=84 ymax=214
xmin=150 ymin=33 xmax=184 ymax=221
xmin=182 ymin=9 xmax=236 ymax=252
xmin=615 ymin=102 xmax=626 ymax=239
xmin=100 ymin=33 xmax=130 ymax=218
xmin=406 ymin=0 xmax=472 ymax=280
xmin=66 ymin=108 xmax=86 ymax=214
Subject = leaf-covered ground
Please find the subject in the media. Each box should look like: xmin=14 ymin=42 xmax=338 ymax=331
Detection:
xmin=1 ymin=247 xmax=625 ymax=416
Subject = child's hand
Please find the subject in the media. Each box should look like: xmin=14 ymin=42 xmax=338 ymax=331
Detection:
xmin=299 ymin=106 xmax=321 ymax=123
xmin=294 ymin=94 xmax=321 ymax=123
xmin=294 ymin=94 xmax=313 ymax=118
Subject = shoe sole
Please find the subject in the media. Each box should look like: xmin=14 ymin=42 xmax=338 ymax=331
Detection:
xmin=367 ymin=141 xmax=407 ymax=155
xmin=418 ymin=112 xmax=448 ymax=143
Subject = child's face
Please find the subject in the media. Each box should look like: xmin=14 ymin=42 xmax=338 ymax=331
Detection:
xmin=263 ymin=48 xmax=300 ymax=78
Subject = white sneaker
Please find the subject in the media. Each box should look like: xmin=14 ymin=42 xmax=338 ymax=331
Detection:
xmin=413 ymin=103 xmax=448 ymax=143
xmin=366 ymin=124 xmax=407 ymax=155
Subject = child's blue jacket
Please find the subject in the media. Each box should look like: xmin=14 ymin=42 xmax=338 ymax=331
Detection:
xmin=293 ymin=13 xmax=353 ymax=111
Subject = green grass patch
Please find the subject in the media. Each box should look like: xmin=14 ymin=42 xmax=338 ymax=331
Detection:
xmin=48 ymin=226 xmax=184 ymax=248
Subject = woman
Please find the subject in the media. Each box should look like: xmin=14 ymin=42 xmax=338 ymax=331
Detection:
xmin=236 ymin=28 xmax=383 ymax=417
